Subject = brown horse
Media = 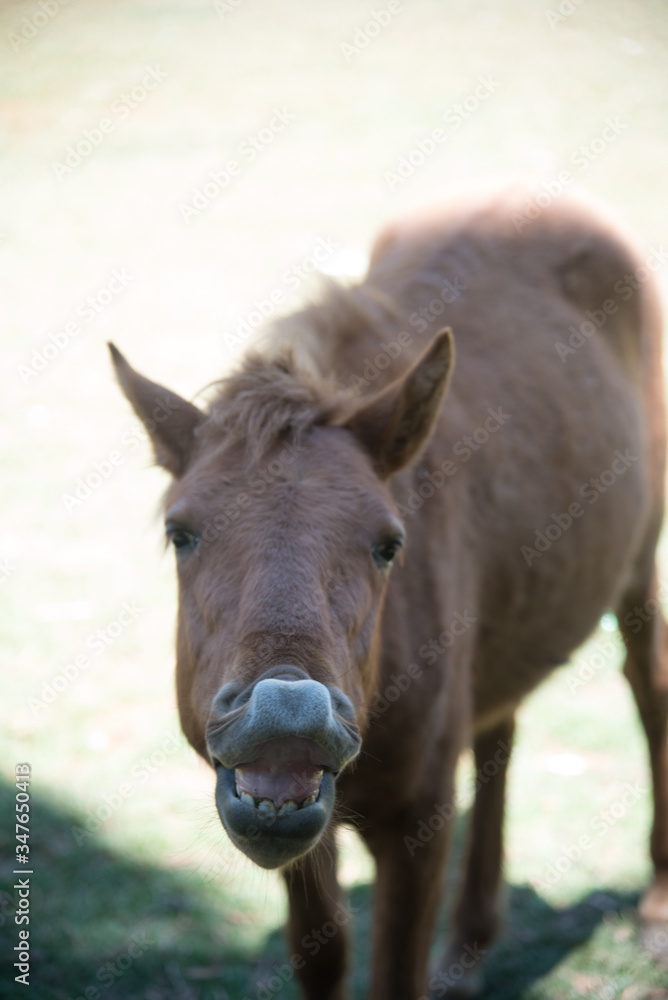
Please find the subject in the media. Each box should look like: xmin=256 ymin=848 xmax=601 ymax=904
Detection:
xmin=110 ymin=183 xmax=668 ymax=999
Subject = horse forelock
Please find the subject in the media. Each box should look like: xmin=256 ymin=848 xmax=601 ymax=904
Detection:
xmin=198 ymin=348 xmax=348 ymax=463
xmin=193 ymin=278 xmax=398 ymax=464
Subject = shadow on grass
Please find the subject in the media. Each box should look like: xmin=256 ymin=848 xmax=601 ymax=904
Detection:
xmin=478 ymin=884 xmax=641 ymax=1000
xmin=0 ymin=775 xmax=650 ymax=1000
xmin=258 ymin=873 xmax=642 ymax=1000
xmin=0 ymin=776 xmax=256 ymax=1000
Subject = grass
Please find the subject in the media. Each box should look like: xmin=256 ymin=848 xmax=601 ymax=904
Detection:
xmin=2 ymin=0 xmax=668 ymax=997
xmin=1 ymin=648 xmax=666 ymax=999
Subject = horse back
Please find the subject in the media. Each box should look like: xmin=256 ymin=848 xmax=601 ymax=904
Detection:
xmin=359 ymin=186 xmax=665 ymax=731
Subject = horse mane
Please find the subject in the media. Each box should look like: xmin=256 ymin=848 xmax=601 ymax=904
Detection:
xmin=199 ymin=278 xmax=393 ymax=461
xmin=201 ymin=349 xmax=341 ymax=461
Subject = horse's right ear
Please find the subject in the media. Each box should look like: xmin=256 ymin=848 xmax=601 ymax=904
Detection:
xmin=108 ymin=343 xmax=205 ymax=478
xmin=341 ymin=328 xmax=454 ymax=479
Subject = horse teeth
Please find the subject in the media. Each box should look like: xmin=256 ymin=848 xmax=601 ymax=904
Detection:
xmin=257 ymin=798 xmax=277 ymax=817
xmin=302 ymin=793 xmax=317 ymax=807
xmin=278 ymin=800 xmax=298 ymax=815
xmin=239 ymin=791 xmax=254 ymax=807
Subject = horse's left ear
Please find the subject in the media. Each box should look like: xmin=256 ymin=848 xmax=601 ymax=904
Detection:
xmin=342 ymin=328 xmax=454 ymax=479
xmin=108 ymin=343 xmax=205 ymax=477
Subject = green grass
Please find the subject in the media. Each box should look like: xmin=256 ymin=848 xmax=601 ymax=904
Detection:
xmin=3 ymin=0 xmax=668 ymax=997
xmin=2 ymin=649 xmax=667 ymax=999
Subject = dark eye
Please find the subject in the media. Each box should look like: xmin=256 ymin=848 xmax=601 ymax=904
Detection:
xmin=166 ymin=524 xmax=201 ymax=556
xmin=371 ymin=536 xmax=404 ymax=568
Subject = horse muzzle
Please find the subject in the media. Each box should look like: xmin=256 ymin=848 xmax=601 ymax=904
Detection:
xmin=206 ymin=666 xmax=362 ymax=868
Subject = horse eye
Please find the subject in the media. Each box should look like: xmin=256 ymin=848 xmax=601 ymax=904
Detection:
xmin=166 ymin=524 xmax=201 ymax=555
xmin=371 ymin=537 xmax=403 ymax=568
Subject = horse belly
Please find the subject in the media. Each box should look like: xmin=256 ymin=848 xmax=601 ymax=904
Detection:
xmin=470 ymin=334 xmax=649 ymax=720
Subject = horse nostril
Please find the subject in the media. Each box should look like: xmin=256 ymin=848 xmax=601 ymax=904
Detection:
xmin=207 ymin=672 xmax=362 ymax=776
xmin=328 ymin=686 xmax=359 ymax=723
xmin=247 ymin=678 xmax=336 ymax=735
xmin=209 ymin=666 xmax=313 ymax=719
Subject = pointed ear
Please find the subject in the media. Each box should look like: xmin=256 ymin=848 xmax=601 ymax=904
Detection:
xmin=108 ymin=343 xmax=205 ymax=477
xmin=342 ymin=328 xmax=454 ymax=478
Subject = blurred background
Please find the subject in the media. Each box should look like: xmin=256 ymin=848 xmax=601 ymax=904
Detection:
xmin=2 ymin=1 xmax=668 ymax=997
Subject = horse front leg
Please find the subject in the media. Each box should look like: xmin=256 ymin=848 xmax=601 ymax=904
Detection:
xmin=438 ymin=714 xmax=516 ymax=997
xmin=361 ymin=765 xmax=458 ymax=1000
xmin=282 ymin=827 xmax=350 ymax=1000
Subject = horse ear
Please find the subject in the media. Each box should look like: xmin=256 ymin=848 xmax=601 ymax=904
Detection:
xmin=342 ymin=328 xmax=454 ymax=478
xmin=108 ymin=343 xmax=205 ymax=478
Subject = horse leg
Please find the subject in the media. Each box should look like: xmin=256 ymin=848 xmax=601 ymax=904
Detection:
xmin=436 ymin=714 xmax=515 ymax=998
xmin=617 ymin=561 xmax=668 ymax=923
xmin=360 ymin=756 xmax=459 ymax=1000
xmin=282 ymin=828 xmax=349 ymax=1000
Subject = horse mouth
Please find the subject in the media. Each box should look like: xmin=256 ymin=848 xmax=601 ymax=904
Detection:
xmin=232 ymin=737 xmax=329 ymax=816
xmin=214 ymin=735 xmax=337 ymax=869
xmin=208 ymin=673 xmax=362 ymax=868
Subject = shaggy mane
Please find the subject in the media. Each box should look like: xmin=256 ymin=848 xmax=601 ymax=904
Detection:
xmin=199 ymin=278 xmax=399 ymax=461
xmin=201 ymin=349 xmax=345 ymax=461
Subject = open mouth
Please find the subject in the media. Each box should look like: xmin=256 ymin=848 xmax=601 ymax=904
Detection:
xmin=214 ymin=736 xmax=337 ymax=868
xmin=232 ymin=736 xmax=329 ymax=816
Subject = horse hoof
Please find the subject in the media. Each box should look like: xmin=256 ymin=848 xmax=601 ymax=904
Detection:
xmin=639 ymin=872 xmax=668 ymax=924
